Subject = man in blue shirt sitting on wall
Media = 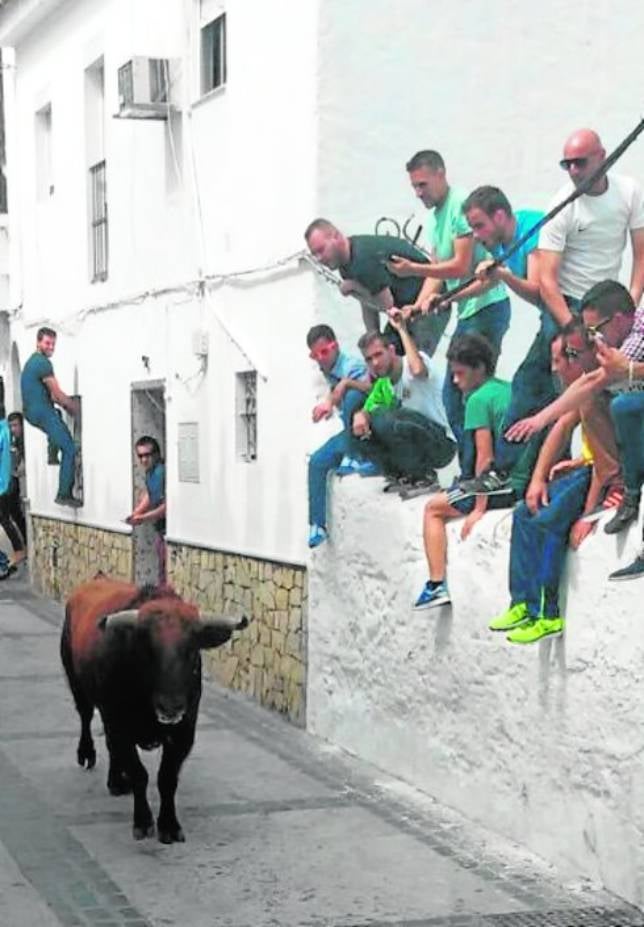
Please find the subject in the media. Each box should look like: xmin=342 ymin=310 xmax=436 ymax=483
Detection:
xmin=307 ymin=324 xmax=373 ymax=549
xmin=21 ymin=327 xmax=80 ymax=507
xmin=126 ymin=436 xmax=167 ymax=584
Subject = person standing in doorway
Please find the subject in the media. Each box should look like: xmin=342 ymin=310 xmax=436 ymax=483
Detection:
xmin=20 ymin=327 xmax=80 ymax=507
xmin=126 ymin=436 xmax=167 ymax=585
xmin=0 ymin=411 xmax=27 ymax=573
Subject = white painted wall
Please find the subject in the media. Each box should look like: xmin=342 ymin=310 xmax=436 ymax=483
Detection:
xmin=313 ymin=0 xmax=644 ymax=378
xmin=307 ymin=477 xmax=644 ymax=906
xmin=2 ymin=0 xmax=320 ymax=563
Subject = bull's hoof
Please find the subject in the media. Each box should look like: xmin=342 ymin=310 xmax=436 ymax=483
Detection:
xmin=132 ymin=821 xmax=155 ymax=840
xmin=157 ymin=823 xmax=185 ymax=844
xmin=77 ymin=744 xmax=96 ymax=769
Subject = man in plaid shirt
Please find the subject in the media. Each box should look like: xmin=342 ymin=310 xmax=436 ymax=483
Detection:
xmin=506 ymin=284 xmax=644 ymax=577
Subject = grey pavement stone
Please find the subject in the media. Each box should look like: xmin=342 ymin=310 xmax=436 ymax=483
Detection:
xmin=0 ymin=581 xmax=642 ymax=927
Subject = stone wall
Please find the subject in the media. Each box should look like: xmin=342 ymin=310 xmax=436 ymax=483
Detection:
xmin=30 ymin=516 xmax=133 ymax=601
xmin=168 ymin=543 xmax=307 ymax=726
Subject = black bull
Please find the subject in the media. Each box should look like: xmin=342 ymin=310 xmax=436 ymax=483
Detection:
xmin=60 ymin=576 xmax=248 ymax=843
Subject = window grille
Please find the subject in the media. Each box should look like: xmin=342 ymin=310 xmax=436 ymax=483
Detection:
xmin=89 ymin=160 xmax=108 ymax=282
xmin=235 ymin=371 xmax=257 ymax=462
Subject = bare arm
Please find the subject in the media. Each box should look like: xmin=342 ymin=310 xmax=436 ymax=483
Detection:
xmin=505 ymin=368 xmax=608 ymax=441
xmin=388 ymin=236 xmax=474 ymax=280
xmin=629 ymin=227 xmax=644 ymax=307
xmin=538 ymin=251 xmax=575 ymax=328
xmin=523 ymin=410 xmax=580 ymax=513
xmin=42 ymin=375 xmax=77 ymax=414
xmin=393 ymin=318 xmax=427 ymax=378
xmin=494 ymin=251 xmax=541 ymax=306
xmin=135 ymin=500 xmax=167 ymax=525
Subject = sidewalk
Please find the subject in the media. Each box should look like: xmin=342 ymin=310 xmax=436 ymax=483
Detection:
xmin=0 ymin=576 xmax=642 ymax=927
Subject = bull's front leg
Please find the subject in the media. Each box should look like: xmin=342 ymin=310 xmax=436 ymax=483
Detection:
xmin=107 ymin=729 xmax=154 ymax=840
xmin=156 ymin=726 xmax=195 ymax=843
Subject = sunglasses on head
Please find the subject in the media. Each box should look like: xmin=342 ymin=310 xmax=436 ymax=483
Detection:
xmin=559 ymin=157 xmax=589 ymax=171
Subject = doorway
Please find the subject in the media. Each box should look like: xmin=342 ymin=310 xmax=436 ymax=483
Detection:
xmin=130 ymin=382 xmax=166 ymax=586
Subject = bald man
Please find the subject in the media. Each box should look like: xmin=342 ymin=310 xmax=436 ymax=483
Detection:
xmin=539 ymin=128 xmax=644 ymax=328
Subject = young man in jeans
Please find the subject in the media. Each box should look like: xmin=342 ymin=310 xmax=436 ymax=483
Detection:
xmin=414 ymin=333 xmax=517 ymax=610
xmin=307 ymin=324 xmax=372 ymax=548
xmin=490 ymin=321 xmax=622 ymax=644
xmin=125 ymin=436 xmax=167 ymax=584
xmin=350 ymin=315 xmax=456 ymax=494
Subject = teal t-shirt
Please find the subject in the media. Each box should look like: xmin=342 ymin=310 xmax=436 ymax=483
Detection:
xmin=340 ymin=234 xmax=428 ymax=308
xmin=425 ymin=187 xmax=507 ymax=320
xmin=464 ymin=377 xmax=511 ymax=441
xmin=21 ymin=352 xmax=55 ymax=416
xmin=490 ymin=208 xmax=544 ymax=279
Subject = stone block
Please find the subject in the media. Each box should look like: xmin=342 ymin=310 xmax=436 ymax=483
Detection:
xmin=289 ymin=585 xmax=302 ymax=607
xmin=275 ymin=587 xmax=289 ymax=610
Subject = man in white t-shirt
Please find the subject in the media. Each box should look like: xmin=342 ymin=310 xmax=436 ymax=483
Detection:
xmin=350 ymin=314 xmax=456 ymax=491
xmin=539 ymin=128 xmax=644 ymax=329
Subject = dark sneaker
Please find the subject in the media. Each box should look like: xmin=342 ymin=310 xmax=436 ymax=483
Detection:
xmin=604 ymin=492 xmax=640 ymax=535
xmin=55 ymin=494 xmax=83 ymax=508
xmin=454 ymin=467 xmax=512 ymax=500
xmin=609 ymin=555 xmax=644 ymax=581
xmin=399 ymin=474 xmax=441 ymax=500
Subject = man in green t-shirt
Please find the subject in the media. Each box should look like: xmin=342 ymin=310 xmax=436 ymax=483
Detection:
xmin=387 ymin=150 xmax=512 ymax=451
xmin=304 ymin=218 xmax=447 ymax=357
xmin=413 ymin=333 xmax=516 ymax=610
xmin=20 ymin=327 xmax=80 ymax=507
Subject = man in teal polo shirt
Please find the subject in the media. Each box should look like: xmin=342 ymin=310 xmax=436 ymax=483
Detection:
xmin=388 ymin=150 xmax=511 ymax=450
xmin=20 ymin=327 xmax=80 ymax=507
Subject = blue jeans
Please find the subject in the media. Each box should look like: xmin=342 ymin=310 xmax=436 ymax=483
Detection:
xmin=442 ymin=298 xmax=511 ymax=454
xmin=509 ymin=466 xmax=591 ymax=619
xmin=26 ymin=405 xmax=76 ymax=497
xmin=308 ymin=389 xmax=364 ymax=528
xmin=610 ymin=391 xmax=644 ymax=495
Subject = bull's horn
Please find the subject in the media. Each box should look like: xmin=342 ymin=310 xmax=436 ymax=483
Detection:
xmin=199 ymin=614 xmax=248 ymax=631
xmin=104 ymin=609 xmax=140 ymax=628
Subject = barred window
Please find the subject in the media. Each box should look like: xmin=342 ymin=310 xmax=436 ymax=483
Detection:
xmin=89 ymin=160 xmax=108 ymax=282
xmin=235 ymin=371 xmax=257 ymax=462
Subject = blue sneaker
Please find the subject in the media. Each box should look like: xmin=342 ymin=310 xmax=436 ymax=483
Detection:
xmin=336 ymin=456 xmax=364 ymax=476
xmin=308 ymin=524 xmax=328 ymax=548
xmin=413 ymin=580 xmax=451 ymax=610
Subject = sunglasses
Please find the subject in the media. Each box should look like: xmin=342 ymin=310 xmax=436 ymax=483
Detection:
xmin=562 ymin=344 xmax=581 ymax=360
xmin=309 ymin=341 xmax=338 ymax=361
xmin=559 ymin=157 xmax=590 ymax=171
xmin=585 ymin=317 xmax=610 ymax=341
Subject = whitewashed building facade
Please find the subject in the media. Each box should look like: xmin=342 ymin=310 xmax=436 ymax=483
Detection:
xmin=2 ymin=0 xmax=644 ymax=907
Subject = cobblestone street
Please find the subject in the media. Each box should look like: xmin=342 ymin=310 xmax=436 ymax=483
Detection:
xmin=1 ymin=579 xmax=643 ymax=927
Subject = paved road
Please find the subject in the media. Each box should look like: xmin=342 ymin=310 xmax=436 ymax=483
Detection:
xmin=1 ymin=577 xmax=643 ymax=927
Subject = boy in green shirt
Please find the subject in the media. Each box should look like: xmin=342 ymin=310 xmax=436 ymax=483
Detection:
xmin=414 ymin=333 xmax=516 ymax=610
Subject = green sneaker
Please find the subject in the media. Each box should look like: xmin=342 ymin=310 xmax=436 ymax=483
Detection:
xmin=506 ymin=617 xmax=564 ymax=645
xmin=488 ymin=602 xmax=529 ymax=632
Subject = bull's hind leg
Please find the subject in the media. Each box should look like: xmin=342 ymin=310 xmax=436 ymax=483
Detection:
xmin=60 ymin=627 xmax=96 ymax=769
xmin=156 ymin=727 xmax=195 ymax=843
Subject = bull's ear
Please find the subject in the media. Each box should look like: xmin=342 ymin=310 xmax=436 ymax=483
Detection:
xmin=98 ymin=610 xmax=139 ymax=632
xmin=194 ymin=614 xmax=248 ymax=650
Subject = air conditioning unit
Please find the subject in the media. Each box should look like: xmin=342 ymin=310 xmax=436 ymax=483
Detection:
xmin=117 ymin=57 xmax=177 ymax=119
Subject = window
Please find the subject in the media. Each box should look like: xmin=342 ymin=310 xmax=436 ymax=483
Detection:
xmin=35 ymin=103 xmax=53 ymax=200
xmin=89 ymin=160 xmax=108 ymax=282
xmin=235 ymin=371 xmax=257 ymax=462
xmin=201 ymin=13 xmax=227 ymax=95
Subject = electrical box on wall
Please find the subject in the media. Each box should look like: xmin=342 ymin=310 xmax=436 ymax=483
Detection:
xmin=192 ymin=330 xmax=209 ymax=358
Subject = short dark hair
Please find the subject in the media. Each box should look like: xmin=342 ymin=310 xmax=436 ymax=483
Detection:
xmin=579 ymin=280 xmax=635 ymax=318
xmin=405 ymin=150 xmax=445 ymax=173
xmin=446 ymin=332 xmax=497 ymax=376
xmin=462 ymin=185 xmax=513 ymax=218
xmin=306 ymin=324 xmax=337 ymax=348
xmin=358 ymin=330 xmax=396 ymax=354
xmin=135 ymin=435 xmax=161 ymax=457
xmin=37 ymin=326 xmax=57 ymax=341
xmin=303 ymin=217 xmax=337 ymax=242
xmin=7 ymin=411 xmax=23 ymax=425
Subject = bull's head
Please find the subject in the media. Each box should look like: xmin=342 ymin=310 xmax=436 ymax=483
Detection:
xmin=101 ymin=605 xmax=248 ymax=726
